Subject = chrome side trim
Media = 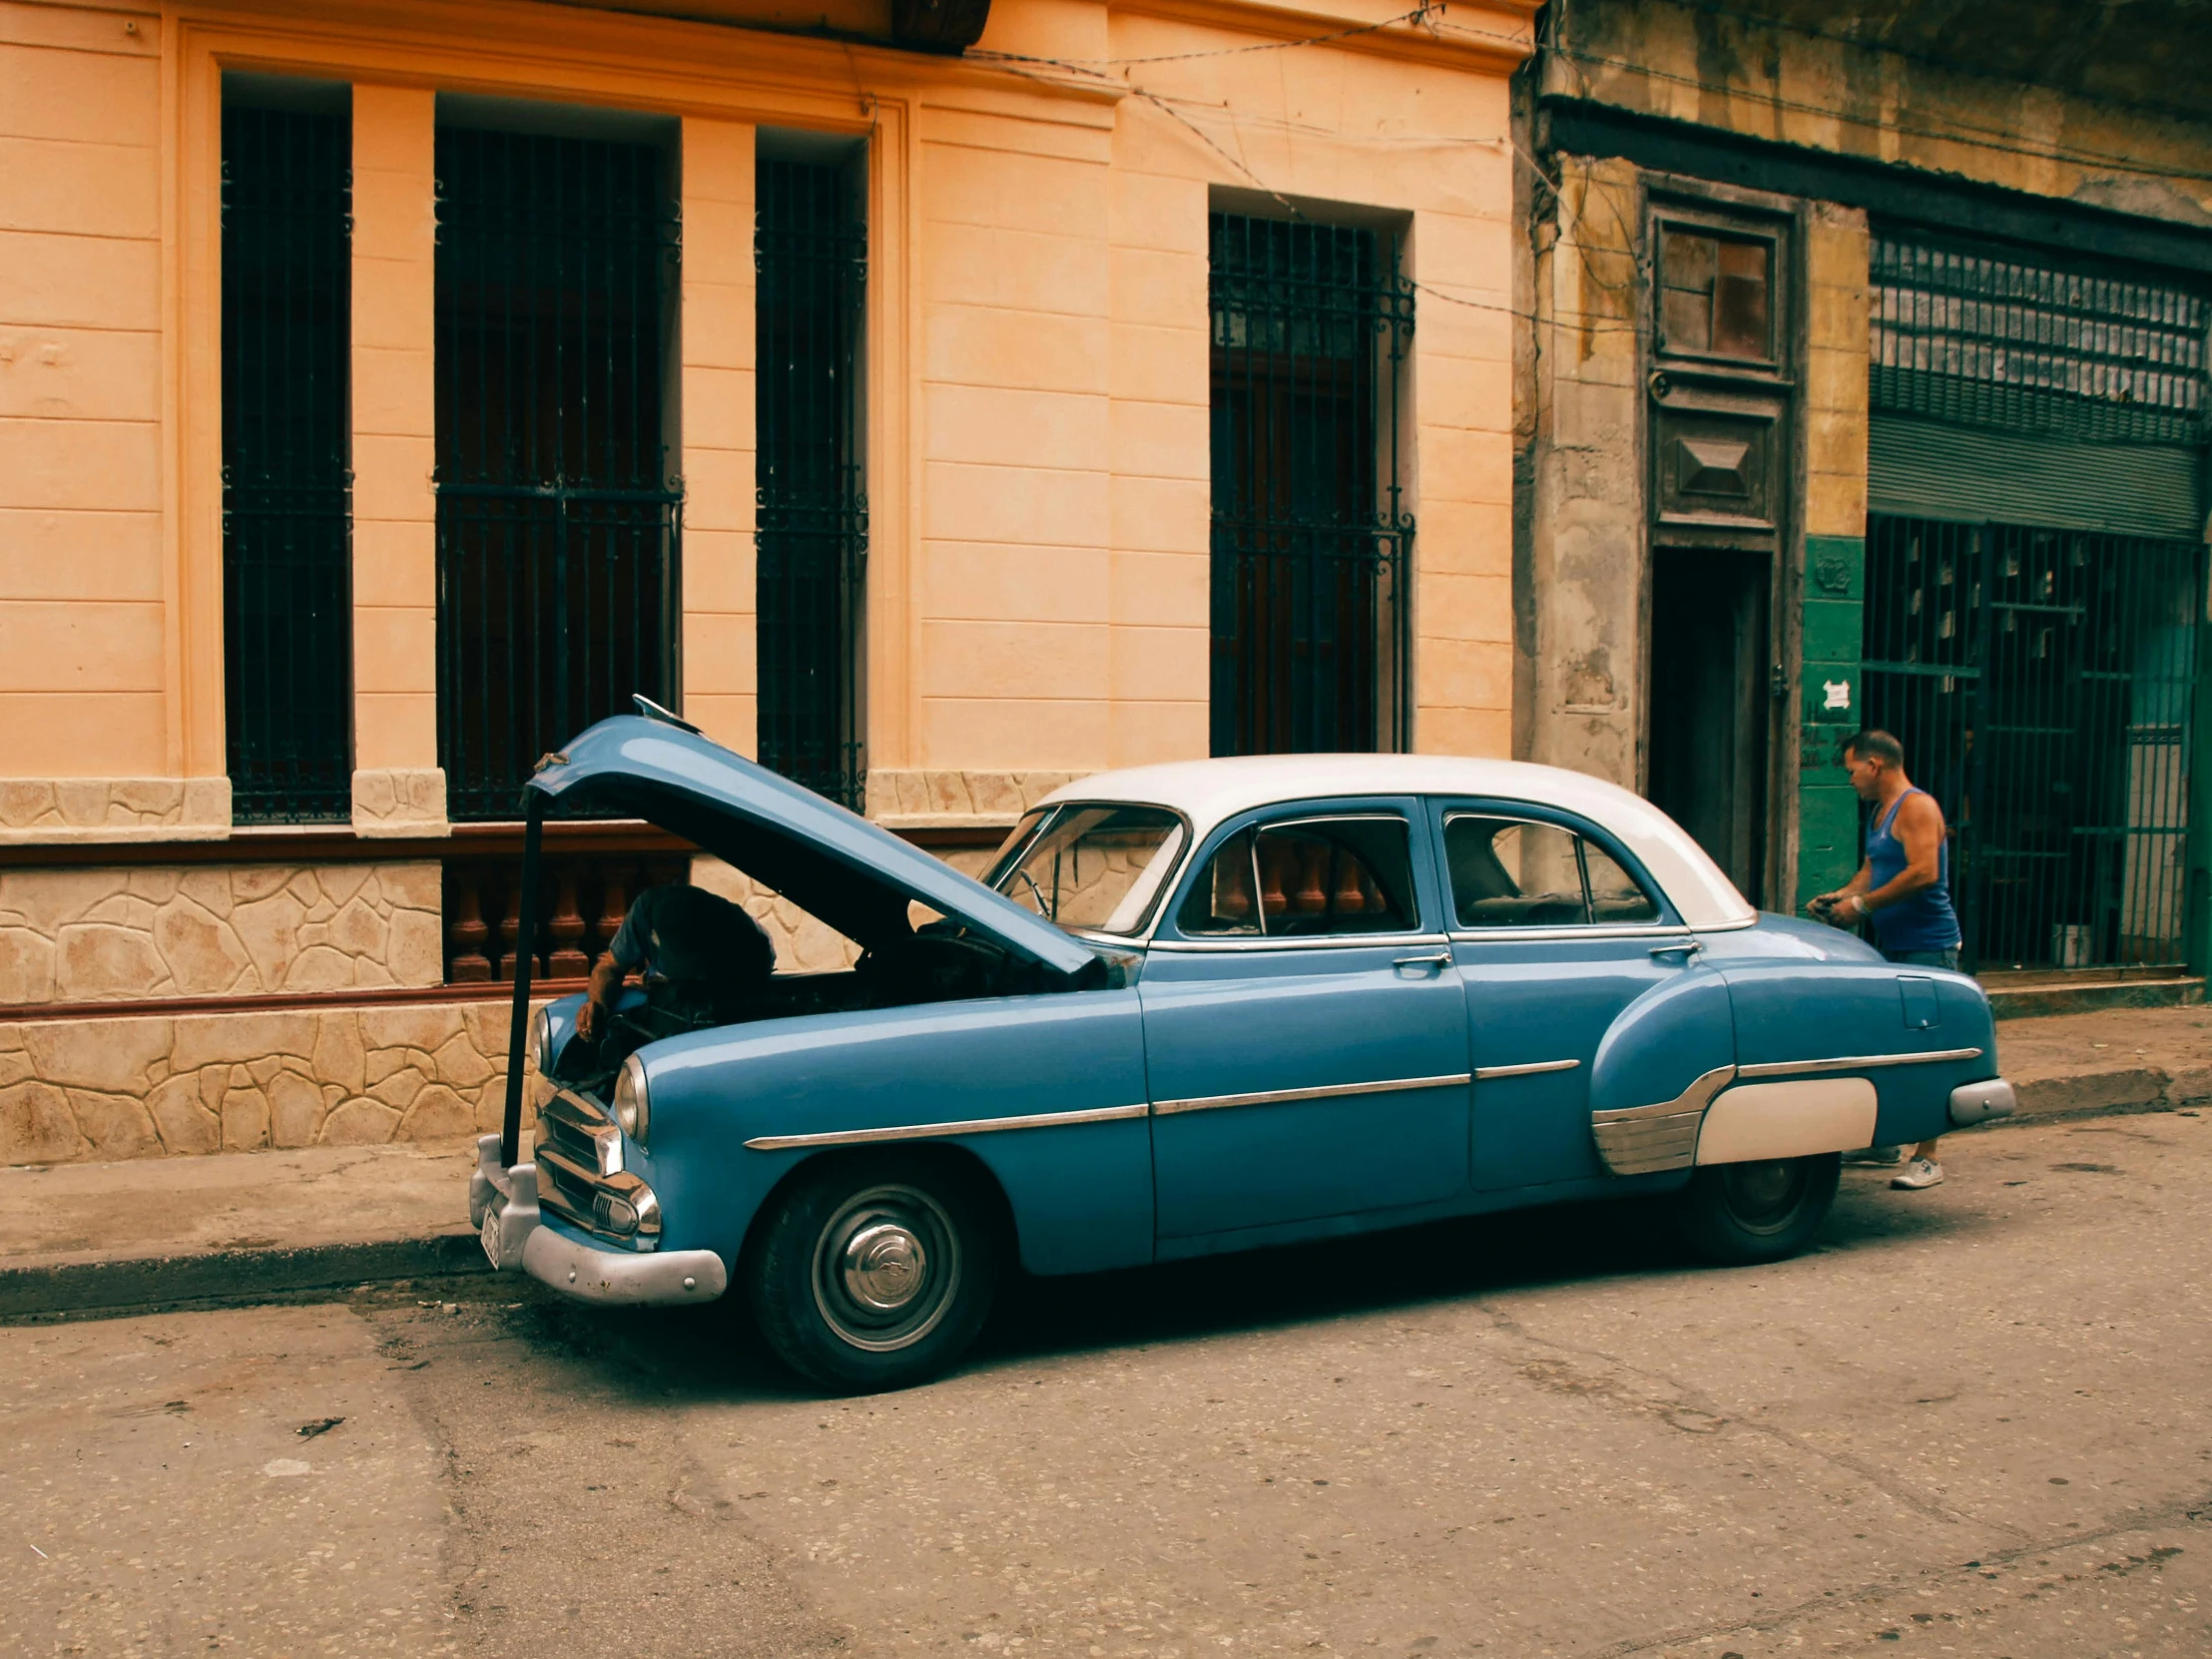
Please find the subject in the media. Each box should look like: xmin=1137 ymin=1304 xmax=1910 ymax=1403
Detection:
xmin=1449 ymin=923 xmax=1680 ymax=944
xmin=1147 ymin=931 xmax=1449 ymax=954
xmin=1736 ymin=1046 xmax=1983 ymax=1079
xmin=745 ymin=1101 xmax=1148 ymax=1153
xmin=1589 ymin=1063 xmax=1737 ymax=1176
xmin=1473 ymin=1058 xmax=1581 ymax=1080
xmin=1151 ymin=1072 xmax=1473 ymax=1116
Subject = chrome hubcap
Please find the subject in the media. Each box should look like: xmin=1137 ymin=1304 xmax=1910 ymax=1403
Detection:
xmin=841 ymin=1221 xmax=928 ymax=1312
xmin=812 ymin=1184 xmax=960 ymax=1353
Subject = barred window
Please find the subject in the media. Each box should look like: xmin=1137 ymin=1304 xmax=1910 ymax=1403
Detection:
xmin=1209 ymin=213 xmax=1414 ymax=757
xmin=221 ymin=91 xmax=353 ymax=825
xmin=433 ymin=123 xmax=680 ymax=822
xmin=1872 ymin=234 xmax=2210 ymax=446
xmin=756 ymin=152 xmax=867 ymax=810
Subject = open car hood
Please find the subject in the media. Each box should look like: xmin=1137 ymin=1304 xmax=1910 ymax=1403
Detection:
xmin=526 ymin=717 xmax=1096 ymax=977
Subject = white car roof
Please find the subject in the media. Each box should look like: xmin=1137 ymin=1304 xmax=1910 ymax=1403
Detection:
xmin=1034 ymin=754 xmax=1758 ymax=932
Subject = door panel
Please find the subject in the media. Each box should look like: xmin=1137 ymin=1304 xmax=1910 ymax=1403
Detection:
xmin=1458 ymin=938 xmax=1704 ymax=1189
xmin=1433 ymin=801 xmax=1722 ymax=1191
xmin=1141 ymin=943 xmax=1471 ymax=1238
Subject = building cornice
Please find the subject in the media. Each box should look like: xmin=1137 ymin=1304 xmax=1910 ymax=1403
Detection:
xmin=1108 ymin=0 xmax=1536 ymax=75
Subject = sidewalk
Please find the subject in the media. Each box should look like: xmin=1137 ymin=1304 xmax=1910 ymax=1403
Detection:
xmin=0 ymin=1141 xmax=486 ymax=1319
xmin=5 ymin=1003 xmax=2210 ymax=1320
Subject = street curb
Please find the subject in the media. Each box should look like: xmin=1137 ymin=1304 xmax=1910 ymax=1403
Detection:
xmin=0 ymin=1229 xmax=490 ymax=1321
xmin=0 ymin=1088 xmax=2198 ymax=1322
xmin=2010 ymin=1065 xmax=2212 ymax=1122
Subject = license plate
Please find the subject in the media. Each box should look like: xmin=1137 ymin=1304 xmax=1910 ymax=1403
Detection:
xmin=480 ymin=1211 xmax=502 ymax=1268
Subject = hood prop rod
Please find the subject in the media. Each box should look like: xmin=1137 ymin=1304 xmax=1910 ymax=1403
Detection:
xmin=499 ymin=797 xmax=546 ymax=1169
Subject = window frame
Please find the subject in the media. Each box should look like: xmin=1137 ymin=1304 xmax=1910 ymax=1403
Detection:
xmin=1154 ymin=798 xmax=1442 ymax=949
xmin=1432 ymin=801 xmax=1682 ymax=941
xmin=1652 ymin=214 xmax=1783 ymax=372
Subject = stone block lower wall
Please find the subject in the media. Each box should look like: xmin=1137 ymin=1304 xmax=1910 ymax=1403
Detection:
xmin=0 ymin=787 xmax=1032 ymax=1167
xmin=0 ymin=862 xmax=444 ymax=1005
xmin=0 ymin=998 xmax=535 ymax=1166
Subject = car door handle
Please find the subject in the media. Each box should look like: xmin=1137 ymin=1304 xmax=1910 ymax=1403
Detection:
xmin=1649 ymin=939 xmax=1704 ymax=959
xmin=1392 ymin=951 xmax=1451 ymax=974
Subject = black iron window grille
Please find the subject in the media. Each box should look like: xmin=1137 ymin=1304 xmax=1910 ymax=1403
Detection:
xmin=1861 ymin=513 xmax=2206 ymax=972
xmin=1209 ymin=213 xmax=1415 ymax=757
xmin=756 ymin=157 xmax=867 ymax=809
xmin=1872 ymin=234 xmax=2211 ymax=446
xmin=221 ymin=101 xmax=353 ymax=824
xmin=434 ymin=126 xmax=681 ymax=821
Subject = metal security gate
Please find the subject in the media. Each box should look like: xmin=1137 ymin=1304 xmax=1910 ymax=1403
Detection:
xmin=756 ymin=157 xmax=867 ymax=809
xmin=1209 ymin=214 xmax=1414 ymax=756
xmin=221 ymin=101 xmax=353 ymax=824
xmin=1865 ymin=229 xmax=2211 ymax=971
xmin=1862 ymin=514 xmax=2206 ymax=971
xmin=434 ymin=127 xmax=680 ymax=821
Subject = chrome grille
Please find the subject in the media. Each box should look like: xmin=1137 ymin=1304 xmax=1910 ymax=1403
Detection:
xmin=528 ymin=1089 xmax=658 ymax=1250
xmin=536 ymin=1088 xmax=616 ymax=1176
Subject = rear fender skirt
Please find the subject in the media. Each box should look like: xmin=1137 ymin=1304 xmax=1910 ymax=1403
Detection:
xmin=1695 ymin=1078 xmax=1879 ymax=1165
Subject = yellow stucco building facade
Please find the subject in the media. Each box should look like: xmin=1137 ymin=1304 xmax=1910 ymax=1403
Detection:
xmin=0 ymin=0 xmax=1534 ymax=1160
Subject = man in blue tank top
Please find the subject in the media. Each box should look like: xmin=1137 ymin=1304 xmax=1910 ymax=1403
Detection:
xmin=1810 ymin=729 xmax=1962 ymax=1191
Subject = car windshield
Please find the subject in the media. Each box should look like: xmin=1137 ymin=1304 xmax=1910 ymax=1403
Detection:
xmin=986 ymin=805 xmax=1187 ymax=936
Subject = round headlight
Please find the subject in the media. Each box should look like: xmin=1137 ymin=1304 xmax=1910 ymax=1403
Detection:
xmin=527 ymin=1004 xmax=553 ymax=1074
xmin=613 ymin=1052 xmax=650 ymax=1142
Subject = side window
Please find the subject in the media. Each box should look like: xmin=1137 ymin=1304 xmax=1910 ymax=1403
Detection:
xmin=1446 ymin=818 xmax=1587 ymax=927
xmin=1582 ymin=838 xmax=1660 ymax=923
xmin=1444 ymin=815 xmax=1662 ymax=929
xmin=1178 ymin=818 xmax=1418 ymax=937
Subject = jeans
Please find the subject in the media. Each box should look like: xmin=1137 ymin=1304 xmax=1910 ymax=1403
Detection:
xmin=1884 ymin=946 xmax=1960 ymax=971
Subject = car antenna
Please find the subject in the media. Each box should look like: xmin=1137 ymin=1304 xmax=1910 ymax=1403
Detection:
xmin=633 ymin=693 xmax=702 ymax=735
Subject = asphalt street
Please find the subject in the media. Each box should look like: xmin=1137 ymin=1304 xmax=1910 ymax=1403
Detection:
xmin=3 ymin=1112 xmax=2207 ymax=1658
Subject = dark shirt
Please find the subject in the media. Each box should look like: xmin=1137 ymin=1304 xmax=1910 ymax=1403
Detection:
xmin=607 ymin=884 xmax=774 ymax=996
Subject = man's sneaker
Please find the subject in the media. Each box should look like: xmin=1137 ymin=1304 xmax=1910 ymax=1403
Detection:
xmin=1891 ymin=1157 xmax=1944 ymax=1191
xmin=1844 ymin=1145 xmax=1906 ymax=1166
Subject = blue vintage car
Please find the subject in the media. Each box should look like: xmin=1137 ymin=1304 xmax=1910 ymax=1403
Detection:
xmin=471 ymin=708 xmax=2014 ymax=1390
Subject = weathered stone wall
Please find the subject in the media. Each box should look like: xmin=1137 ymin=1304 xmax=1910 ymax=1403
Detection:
xmin=0 ymin=862 xmax=443 ymax=1005
xmin=1548 ymin=0 xmax=2212 ymax=223
xmin=1515 ymin=153 xmax=1645 ymax=788
xmin=0 ymin=999 xmax=532 ymax=1166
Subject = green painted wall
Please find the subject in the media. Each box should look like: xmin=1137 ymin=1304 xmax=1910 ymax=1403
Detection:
xmin=1796 ymin=534 xmax=1865 ymax=908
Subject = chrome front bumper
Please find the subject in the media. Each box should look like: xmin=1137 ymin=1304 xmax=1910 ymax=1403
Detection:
xmin=470 ymin=1134 xmax=727 ymax=1307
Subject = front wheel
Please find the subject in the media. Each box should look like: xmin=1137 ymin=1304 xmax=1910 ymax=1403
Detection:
xmin=1674 ymin=1153 xmax=1841 ymax=1265
xmin=746 ymin=1152 xmax=1000 ymax=1392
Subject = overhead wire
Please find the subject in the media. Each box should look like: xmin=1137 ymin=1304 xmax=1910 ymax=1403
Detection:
xmin=966 ymin=25 xmax=1645 ymax=338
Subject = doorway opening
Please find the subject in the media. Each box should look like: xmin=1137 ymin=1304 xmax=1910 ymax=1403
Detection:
xmin=1648 ymin=548 xmax=1771 ymax=905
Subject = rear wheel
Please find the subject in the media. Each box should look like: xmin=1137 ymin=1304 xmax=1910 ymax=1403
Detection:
xmin=747 ymin=1152 xmax=1000 ymax=1392
xmin=1674 ymin=1153 xmax=1841 ymax=1265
